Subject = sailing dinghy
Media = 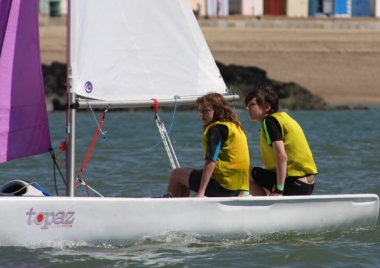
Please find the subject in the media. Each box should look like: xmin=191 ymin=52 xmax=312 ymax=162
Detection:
xmin=0 ymin=0 xmax=378 ymax=247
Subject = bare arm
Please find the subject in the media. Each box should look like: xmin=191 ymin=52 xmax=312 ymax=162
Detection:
xmin=193 ymin=159 xmax=215 ymax=198
xmin=270 ymin=140 xmax=287 ymax=196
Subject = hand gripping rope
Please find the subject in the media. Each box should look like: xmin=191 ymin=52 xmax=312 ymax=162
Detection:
xmin=151 ymin=99 xmax=180 ymax=169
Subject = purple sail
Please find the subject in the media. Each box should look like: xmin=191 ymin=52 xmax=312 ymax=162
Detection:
xmin=0 ymin=0 xmax=51 ymax=163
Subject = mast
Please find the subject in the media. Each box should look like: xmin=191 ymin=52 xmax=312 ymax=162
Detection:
xmin=65 ymin=0 xmax=75 ymax=197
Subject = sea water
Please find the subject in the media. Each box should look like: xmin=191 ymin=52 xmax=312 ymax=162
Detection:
xmin=0 ymin=107 xmax=379 ymax=267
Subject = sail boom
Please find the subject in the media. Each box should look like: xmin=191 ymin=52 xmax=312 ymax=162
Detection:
xmin=77 ymin=94 xmax=240 ymax=110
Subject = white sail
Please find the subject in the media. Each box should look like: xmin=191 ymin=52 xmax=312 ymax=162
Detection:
xmin=70 ymin=0 xmax=227 ymax=101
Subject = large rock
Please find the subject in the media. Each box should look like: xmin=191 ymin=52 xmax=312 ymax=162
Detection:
xmin=42 ymin=62 xmax=66 ymax=111
xmin=215 ymin=61 xmax=330 ymax=110
xmin=42 ymin=61 xmax=331 ymax=111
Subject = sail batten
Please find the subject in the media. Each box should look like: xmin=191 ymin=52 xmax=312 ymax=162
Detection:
xmin=0 ymin=0 xmax=51 ymax=163
xmin=70 ymin=0 xmax=227 ymax=101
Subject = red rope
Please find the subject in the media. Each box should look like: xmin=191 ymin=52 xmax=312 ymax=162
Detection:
xmin=53 ymin=141 xmax=67 ymax=165
xmin=78 ymin=113 xmax=106 ymax=176
xmin=151 ymin=98 xmax=159 ymax=113
xmin=59 ymin=141 xmax=67 ymax=151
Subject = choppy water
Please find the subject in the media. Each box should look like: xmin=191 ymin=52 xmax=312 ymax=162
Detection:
xmin=1 ymin=107 xmax=380 ymax=267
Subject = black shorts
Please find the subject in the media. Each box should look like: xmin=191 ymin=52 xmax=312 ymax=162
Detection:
xmin=251 ymin=167 xmax=315 ymax=196
xmin=189 ymin=170 xmax=241 ymax=197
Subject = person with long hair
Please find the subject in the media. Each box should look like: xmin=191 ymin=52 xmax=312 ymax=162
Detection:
xmin=245 ymin=86 xmax=317 ymax=196
xmin=166 ymin=92 xmax=250 ymax=198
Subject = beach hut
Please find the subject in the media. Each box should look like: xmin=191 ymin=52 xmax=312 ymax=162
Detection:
xmin=334 ymin=0 xmax=351 ymax=16
xmin=371 ymin=0 xmax=380 ymax=17
xmin=228 ymin=0 xmax=263 ymax=16
xmin=39 ymin=0 xmax=49 ymax=14
xmin=352 ymin=0 xmax=371 ymax=16
xmin=39 ymin=0 xmax=67 ymax=16
xmin=264 ymin=0 xmax=286 ymax=15
xmin=229 ymin=0 xmax=244 ymax=14
xmin=309 ymin=0 xmax=350 ymax=17
xmin=287 ymin=0 xmax=309 ymax=17
xmin=252 ymin=0 xmax=264 ymax=16
xmin=60 ymin=0 xmax=67 ymax=14
xmin=188 ymin=0 xmax=206 ymax=17
xmin=207 ymin=0 xmax=229 ymax=16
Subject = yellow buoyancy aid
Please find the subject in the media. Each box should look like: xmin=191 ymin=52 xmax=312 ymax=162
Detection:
xmin=260 ymin=112 xmax=318 ymax=177
xmin=203 ymin=121 xmax=250 ymax=191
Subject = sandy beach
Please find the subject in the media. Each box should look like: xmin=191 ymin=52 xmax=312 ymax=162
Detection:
xmin=39 ymin=16 xmax=380 ymax=106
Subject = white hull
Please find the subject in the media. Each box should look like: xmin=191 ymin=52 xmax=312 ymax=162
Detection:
xmin=0 ymin=194 xmax=378 ymax=246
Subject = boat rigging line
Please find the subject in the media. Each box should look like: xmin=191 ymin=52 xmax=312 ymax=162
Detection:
xmin=74 ymin=103 xmax=108 ymax=197
xmin=49 ymin=148 xmax=66 ymax=196
xmin=99 ymin=97 xmax=179 ymax=158
xmin=151 ymin=98 xmax=180 ymax=169
xmin=73 ymin=98 xmax=180 ymax=197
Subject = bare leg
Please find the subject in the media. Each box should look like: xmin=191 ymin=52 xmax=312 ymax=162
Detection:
xmin=167 ymin=168 xmax=193 ymax=197
xmin=180 ymin=185 xmax=190 ymax=197
xmin=249 ymin=180 xmax=267 ymax=196
xmin=248 ymin=166 xmax=267 ymax=196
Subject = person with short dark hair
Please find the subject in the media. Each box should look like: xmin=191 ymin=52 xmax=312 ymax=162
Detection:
xmin=245 ymin=86 xmax=317 ymax=196
xmin=166 ymin=92 xmax=250 ymax=198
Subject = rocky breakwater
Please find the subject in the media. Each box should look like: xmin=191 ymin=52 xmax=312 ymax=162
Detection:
xmin=215 ymin=61 xmax=330 ymax=110
xmin=43 ymin=61 xmax=330 ymax=111
xmin=43 ymin=62 xmax=66 ymax=111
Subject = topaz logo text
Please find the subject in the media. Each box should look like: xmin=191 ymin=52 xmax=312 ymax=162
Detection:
xmin=26 ymin=208 xmax=75 ymax=230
